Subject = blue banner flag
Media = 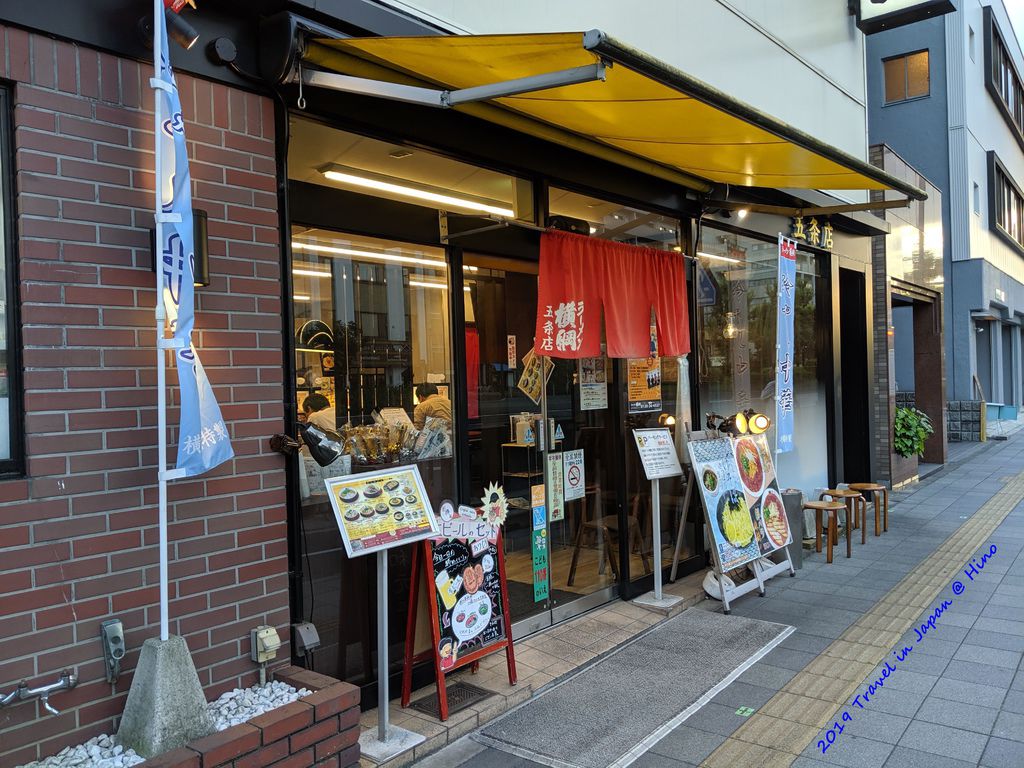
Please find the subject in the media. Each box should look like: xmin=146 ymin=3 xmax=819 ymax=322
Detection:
xmin=775 ymin=236 xmax=797 ymax=454
xmin=156 ymin=10 xmax=233 ymax=476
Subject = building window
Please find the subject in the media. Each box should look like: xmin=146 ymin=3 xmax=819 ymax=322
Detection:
xmin=883 ymin=50 xmax=930 ymax=104
xmin=985 ymin=6 xmax=1024 ymax=151
xmin=988 ymin=151 xmax=1024 ymax=252
xmin=0 ymin=86 xmax=21 ymax=475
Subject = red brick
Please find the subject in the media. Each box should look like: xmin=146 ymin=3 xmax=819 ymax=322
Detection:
xmin=289 ymin=716 xmax=338 ymax=752
xmin=273 ymin=667 xmax=342 ymax=694
xmin=0 ymin=541 xmax=69 ymax=571
xmin=249 ymin=701 xmax=313 ymax=745
xmin=234 ymin=738 xmax=288 ymax=768
xmin=265 ymin=748 xmax=313 ymax=768
xmin=190 ymin=723 xmax=260 ymax=767
xmin=74 ymin=570 xmax=144 ymax=600
xmin=313 ymin=728 xmax=358 ymax=764
xmin=73 ymin=530 xmax=142 ymax=557
xmin=34 ymin=514 xmax=106 ymax=543
xmin=112 ymin=586 xmax=160 ymax=611
xmin=300 ymin=683 xmax=360 ymax=722
xmin=137 ymin=746 xmax=201 ymax=768
xmin=34 ymin=555 xmax=108 ymax=586
xmin=0 ymin=585 xmax=71 ymax=616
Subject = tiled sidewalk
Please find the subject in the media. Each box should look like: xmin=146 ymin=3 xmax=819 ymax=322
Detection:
xmin=419 ymin=435 xmax=1024 ymax=768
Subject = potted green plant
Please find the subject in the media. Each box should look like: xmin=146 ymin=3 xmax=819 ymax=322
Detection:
xmin=892 ymin=407 xmax=934 ymax=485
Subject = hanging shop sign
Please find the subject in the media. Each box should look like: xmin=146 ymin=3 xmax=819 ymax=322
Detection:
xmin=563 ymin=449 xmax=585 ymax=501
xmin=531 ymin=484 xmax=549 ymax=602
xmin=536 ymin=231 xmax=690 ymax=359
xmin=578 ymin=356 xmax=609 ymax=411
xmin=507 ymin=335 xmax=517 ymax=369
xmin=401 ymin=496 xmax=517 ymax=722
xmin=789 ymin=216 xmax=833 ymax=251
xmin=687 ymin=433 xmax=792 ymax=573
xmin=517 ymin=347 xmax=554 ymax=405
xmin=627 ymin=325 xmax=662 ymax=414
xmin=633 ymin=428 xmax=683 ymax=480
xmin=325 ymin=465 xmax=439 ymax=557
xmin=776 ymin=235 xmax=797 ymax=454
xmin=547 ymin=452 xmax=565 ymax=522
xmin=854 ymin=0 xmax=954 ymax=34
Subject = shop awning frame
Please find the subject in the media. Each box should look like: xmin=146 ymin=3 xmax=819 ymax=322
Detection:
xmin=294 ymin=29 xmax=928 ymax=202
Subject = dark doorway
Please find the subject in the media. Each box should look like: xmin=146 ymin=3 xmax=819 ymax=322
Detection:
xmin=839 ymin=269 xmax=871 ymax=481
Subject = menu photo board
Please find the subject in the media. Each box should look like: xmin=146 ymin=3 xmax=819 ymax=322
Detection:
xmin=686 ymin=433 xmax=792 ymax=573
xmin=325 ymin=465 xmax=439 ymax=557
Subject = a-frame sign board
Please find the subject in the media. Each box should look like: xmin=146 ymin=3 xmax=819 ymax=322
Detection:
xmin=401 ymin=506 xmax=517 ymax=721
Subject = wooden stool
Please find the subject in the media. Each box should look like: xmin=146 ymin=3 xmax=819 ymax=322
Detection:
xmin=848 ymin=483 xmax=889 ymax=536
xmin=820 ymin=488 xmax=867 ymax=546
xmin=803 ymin=500 xmax=848 ymax=563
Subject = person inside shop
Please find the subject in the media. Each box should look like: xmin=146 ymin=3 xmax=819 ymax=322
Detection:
xmin=413 ymin=383 xmax=452 ymax=430
xmin=301 ymin=393 xmax=337 ymax=435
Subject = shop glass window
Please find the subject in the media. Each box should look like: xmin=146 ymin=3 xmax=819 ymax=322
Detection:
xmin=697 ymin=226 xmax=827 ymax=496
xmin=290 ymin=226 xmax=455 ymax=684
xmin=883 ymin=51 xmax=929 ymax=104
xmin=0 ymin=86 xmax=18 ymax=473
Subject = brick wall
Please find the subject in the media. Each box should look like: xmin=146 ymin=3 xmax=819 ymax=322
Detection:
xmin=0 ymin=25 xmax=291 ymax=767
xmin=140 ymin=669 xmax=360 ymax=768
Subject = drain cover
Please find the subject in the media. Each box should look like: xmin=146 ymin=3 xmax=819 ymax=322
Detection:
xmin=409 ymin=682 xmax=494 ymax=719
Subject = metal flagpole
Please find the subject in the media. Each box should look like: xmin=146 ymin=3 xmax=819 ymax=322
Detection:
xmin=153 ymin=0 xmax=169 ymax=644
xmin=152 ymin=0 xmax=186 ymax=642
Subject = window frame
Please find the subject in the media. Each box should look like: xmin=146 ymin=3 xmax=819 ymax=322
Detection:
xmin=882 ymin=49 xmax=930 ymax=105
xmin=0 ymin=86 xmax=23 ymax=477
xmin=984 ymin=5 xmax=1024 ymax=153
xmin=987 ymin=150 xmax=1024 ymax=255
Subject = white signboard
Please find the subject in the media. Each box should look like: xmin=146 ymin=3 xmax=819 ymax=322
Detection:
xmin=856 ymin=0 xmax=954 ymax=33
xmin=563 ymin=449 xmax=585 ymax=501
xmin=547 ymin=451 xmax=565 ymax=522
xmin=578 ymin=357 xmax=608 ymax=411
xmin=633 ymin=428 xmax=683 ymax=480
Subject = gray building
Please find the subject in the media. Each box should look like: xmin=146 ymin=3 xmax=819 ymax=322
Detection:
xmin=869 ymin=0 xmax=1024 ymax=417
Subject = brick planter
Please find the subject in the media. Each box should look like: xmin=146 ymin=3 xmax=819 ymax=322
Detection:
xmin=138 ymin=667 xmax=359 ymax=768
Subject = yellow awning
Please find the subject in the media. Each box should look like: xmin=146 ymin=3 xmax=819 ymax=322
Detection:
xmin=303 ymin=31 xmax=926 ymax=201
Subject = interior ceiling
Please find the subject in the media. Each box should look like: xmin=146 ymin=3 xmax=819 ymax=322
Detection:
xmin=288 ymin=119 xmax=678 ymax=246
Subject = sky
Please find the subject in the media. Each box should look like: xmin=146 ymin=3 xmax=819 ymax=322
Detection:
xmin=1009 ymin=0 xmax=1024 ymax=52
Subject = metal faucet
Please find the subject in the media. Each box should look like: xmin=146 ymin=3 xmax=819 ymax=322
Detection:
xmin=0 ymin=670 xmax=78 ymax=715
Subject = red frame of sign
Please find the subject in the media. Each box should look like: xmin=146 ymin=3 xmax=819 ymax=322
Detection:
xmin=400 ymin=531 xmax=517 ymax=721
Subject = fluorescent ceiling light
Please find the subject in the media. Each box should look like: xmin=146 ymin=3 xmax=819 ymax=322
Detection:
xmin=410 ymin=280 xmax=472 ymax=293
xmin=293 ymin=268 xmax=331 ymax=278
xmin=698 ymin=250 xmax=742 ymax=265
xmin=292 ymin=240 xmax=449 ymax=270
xmin=319 ymin=163 xmax=514 ymax=218
xmin=293 ymin=294 xmax=311 ymax=301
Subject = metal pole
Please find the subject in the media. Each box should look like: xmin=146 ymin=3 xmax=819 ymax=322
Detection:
xmin=651 ymin=478 xmax=662 ymax=601
xmin=377 ymin=549 xmax=389 ymax=743
xmin=152 ymin=0 xmax=170 ymax=644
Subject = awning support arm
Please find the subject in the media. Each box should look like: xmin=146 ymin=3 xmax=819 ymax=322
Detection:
xmin=708 ymin=197 xmax=912 ymax=217
xmin=298 ymin=61 xmax=607 ymax=109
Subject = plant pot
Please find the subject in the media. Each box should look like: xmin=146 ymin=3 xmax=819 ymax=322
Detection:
xmin=891 ymin=452 xmax=918 ymax=488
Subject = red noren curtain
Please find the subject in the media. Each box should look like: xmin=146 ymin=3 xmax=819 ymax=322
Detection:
xmin=535 ymin=230 xmax=690 ymax=359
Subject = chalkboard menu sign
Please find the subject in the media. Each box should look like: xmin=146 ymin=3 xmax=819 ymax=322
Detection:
xmin=430 ymin=537 xmax=506 ymax=670
xmin=401 ymin=499 xmax=517 ymax=721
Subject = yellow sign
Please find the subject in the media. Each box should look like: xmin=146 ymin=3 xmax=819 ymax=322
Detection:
xmin=325 ymin=465 xmax=439 ymax=557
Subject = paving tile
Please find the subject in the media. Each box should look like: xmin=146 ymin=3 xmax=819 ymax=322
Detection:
xmin=881 ymin=746 xmax=978 ymax=768
xmin=896 ymin=719 xmax=990 ymax=764
xmin=940 ymin=659 xmax=1013 ymax=687
xmin=860 ymin=669 xmax=937 ymax=695
xmin=678 ymin=701 xmax=751 ymax=737
xmin=992 ymin=709 xmax=1024 ymax=742
xmin=951 ymin=642 xmax=1022 ymax=669
xmin=710 ymin=681 xmax=777 ymax=710
xmin=629 ymin=753 xmax=697 ymax=768
xmin=929 ymin=677 xmax=1009 ymax=708
xmin=852 ymin=687 xmax=927 ymax=717
xmin=973 ymin=616 xmax=1024 ymax=636
xmin=912 ymin=695 xmax=1000 ymax=733
xmin=963 ymin=628 xmax=1024 ymax=652
xmin=907 ymin=637 xmax=961 ymax=659
xmin=799 ymin=732 xmax=894 ymax=768
xmin=980 ymin=736 xmax=1023 ymax=767
xmin=760 ymin=647 xmax=818 ymax=672
xmin=896 ymin=651 xmax=950 ymax=676
xmin=841 ymin=707 xmax=912 ymax=744
xmin=781 ymin=632 xmax=834 ymax=655
xmin=736 ymin=663 xmax=798 ymax=690
xmin=649 ymin=725 xmax=726 ymax=763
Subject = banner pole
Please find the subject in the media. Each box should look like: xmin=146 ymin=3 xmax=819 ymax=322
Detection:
xmin=152 ymin=0 xmax=170 ymax=644
xmin=651 ymin=477 xmax=662 ymax=601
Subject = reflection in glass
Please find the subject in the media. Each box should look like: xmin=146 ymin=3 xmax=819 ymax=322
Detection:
xmin=291 ymin=227 xmax=455 ymax=686
xmin=697 ymin=226 xmax=827 ymax=496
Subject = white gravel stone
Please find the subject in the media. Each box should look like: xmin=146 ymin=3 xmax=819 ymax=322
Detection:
xmin=18 ymin=683 xmax=310 ymax=768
